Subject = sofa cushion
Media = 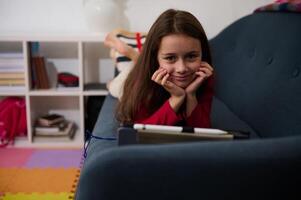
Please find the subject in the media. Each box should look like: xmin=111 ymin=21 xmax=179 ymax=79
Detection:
xmin=210 ymin=12 xmax=301 ymax=138
xmin=211 ymin=96 xmax=258 ymax=138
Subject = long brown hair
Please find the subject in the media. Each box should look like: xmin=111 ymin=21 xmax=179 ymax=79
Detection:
xmin=116 ymin=9 xmax=212 ymax=123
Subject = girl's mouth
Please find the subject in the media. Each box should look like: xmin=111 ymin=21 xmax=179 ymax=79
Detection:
xmin=171 ymin=74 xmax=191 ymax=81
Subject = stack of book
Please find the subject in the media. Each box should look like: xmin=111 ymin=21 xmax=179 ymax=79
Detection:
xmin=34 ymin=114 xmax=76 ymax=141
xmin=0 ymin=52 xmax=25 ymax=90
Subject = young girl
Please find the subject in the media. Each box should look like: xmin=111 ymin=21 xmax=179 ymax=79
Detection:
xmin=116 ymin=9 xmax=214 ymax=128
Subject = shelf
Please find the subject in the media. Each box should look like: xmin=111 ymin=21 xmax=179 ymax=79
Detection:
xmin=29 ymin=88 xmax=81 ymax=96
xmin=0 ymin=35 xmax=111 ymax=147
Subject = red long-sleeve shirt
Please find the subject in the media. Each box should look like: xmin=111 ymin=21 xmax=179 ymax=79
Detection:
xmin=134 ymin=77 xmax=214 ymax=128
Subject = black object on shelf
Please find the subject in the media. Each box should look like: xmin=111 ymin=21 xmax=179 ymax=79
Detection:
xmin=84 ymin=82 xmax=107 ymax=90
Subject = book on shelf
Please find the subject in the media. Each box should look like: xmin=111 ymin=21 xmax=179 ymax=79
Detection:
xmin=34 ymin=121 xmax=76 ymax=140
xmin=38 ymin=56 xmax=50 ymax=89
xmin=0 ymin=78 xmax=25 ymax=86
xmin=30 ymin=56 xmax=37 ymax=88
xmin=0 ymin=57 xmax=24 ymax=67
xmin=29 ymin=42 xmax=50 ymax=89
xmin=31 ymin=56 xmax=50 ymax=89
xmin=0 ymin=52 xmax=23 ymax=59
xmin=0 ymin=72 xmax=24 ymax=79
xmin=0 ymin=68 xmax=25 ymax=90
xmin=0 ymin=65 xmax=24 ymax=73
xmin=32 ymin=57 xmax=41 ymax=89
xmin=36 ymin=114 xmax=65 ymax=126
xmin=45 ymin=62 xmax=58 ymax=89
xmin=0 ymin=85 xmax=26 ymax=91
xmin=34 ymin=120 xmax=68 ymax=133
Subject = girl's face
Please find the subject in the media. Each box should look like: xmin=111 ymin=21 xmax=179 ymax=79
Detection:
xmin=157 ymin=34 xmax=202 ymax=88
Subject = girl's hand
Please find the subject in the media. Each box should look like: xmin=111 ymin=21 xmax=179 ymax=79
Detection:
xmin=152 ymin=68 xmax=185 ymax=112
xmin=185 ymin=62 xmax=213 ymax=96
xmin=151 ymin=68 xmax=185 ymax=98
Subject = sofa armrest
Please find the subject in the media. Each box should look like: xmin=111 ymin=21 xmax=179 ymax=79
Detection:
xmin=91 ymin=94 xmax=119 ymax=138
xmin=83 ymin=94 xmax=119 ymax=157
xmin=76 ymin=135 xmax=300 ymax=200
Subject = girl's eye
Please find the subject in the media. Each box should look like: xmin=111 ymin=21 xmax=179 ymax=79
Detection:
xmin=164 ymin=56 xmax=176 ymax=62
xmin=186 ymin=54 xmax=198 ymax=61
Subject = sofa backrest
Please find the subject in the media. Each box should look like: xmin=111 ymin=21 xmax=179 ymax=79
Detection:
xmin=210 ymin=12 xmax=301 ymax=138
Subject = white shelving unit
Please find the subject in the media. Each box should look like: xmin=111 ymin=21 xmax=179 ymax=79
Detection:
xmin=0 ymin=32 xmax=114 ymax=147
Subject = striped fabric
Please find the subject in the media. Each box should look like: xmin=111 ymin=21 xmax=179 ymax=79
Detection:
xmin=114 ymin=34 xmax=146 ymax=74
xmin=255 ymin=1 xmax=301 ymax=12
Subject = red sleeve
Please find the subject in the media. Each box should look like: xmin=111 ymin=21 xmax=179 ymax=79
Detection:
xmin=134 ymin=100 xmax=183 ymax=125
xmin=185 ymin=77 xmax=214 ymax=128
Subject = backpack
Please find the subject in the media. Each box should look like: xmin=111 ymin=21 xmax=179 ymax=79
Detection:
xmin=0 ymin=97 xmax=27 ymax=147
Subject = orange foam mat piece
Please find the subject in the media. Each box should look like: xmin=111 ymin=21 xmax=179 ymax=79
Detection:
xmin=0 ymin=168 xmax=19 ymax=192
xmin=1 ymin=168 xmax=79 ymax=193
xmin=1 ymin=192 xmax=74 ymax=200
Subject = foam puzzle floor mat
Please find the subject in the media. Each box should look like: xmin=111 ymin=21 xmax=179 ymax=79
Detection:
xmin=0 ymin=148 xmax=84 ymax=200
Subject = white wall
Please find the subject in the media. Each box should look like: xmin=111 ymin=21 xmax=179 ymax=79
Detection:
xmin=0 ymin=0 xmax=271 ymax=39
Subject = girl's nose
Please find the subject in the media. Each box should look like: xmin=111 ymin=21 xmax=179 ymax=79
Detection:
xmin=175 ymin=59 xmax=187 ymax=73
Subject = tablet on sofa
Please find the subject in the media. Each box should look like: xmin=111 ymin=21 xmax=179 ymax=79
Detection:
xmin=117 ymin=124 xmax=249 ymax=146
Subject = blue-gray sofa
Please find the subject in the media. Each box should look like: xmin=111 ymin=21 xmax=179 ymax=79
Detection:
xmin=76 ymin=12 xmax=300 ymax=200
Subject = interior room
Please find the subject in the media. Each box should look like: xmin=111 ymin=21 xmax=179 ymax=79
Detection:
xmin=0 ymin=0 xmax=300 ymax=199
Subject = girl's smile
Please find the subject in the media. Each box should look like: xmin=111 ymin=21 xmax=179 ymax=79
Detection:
xmin=170 ymin=73 xmax=195 ymax=82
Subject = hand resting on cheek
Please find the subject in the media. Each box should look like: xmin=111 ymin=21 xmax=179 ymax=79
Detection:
xmin=151 ymin=67 xmax=185 ymax=98
xmin=185 ymin=61 xmax=214 ymax=96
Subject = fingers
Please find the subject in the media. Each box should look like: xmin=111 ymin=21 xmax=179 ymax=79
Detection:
xmin=151 ymin=68 xmax=164 ymax=80
xmin=152 ymin=68 xmax=168 ymax=84
xmin=161 ymin=73 xmax=170 ymax=86
xmin=195 ymin=70 xmax=209 ymax=80
xmin=151 ymin=68 xmax=179 ymax=93
xmin=197 ymin=62 xmax=214 ymax=79
xmin=197 ymin=67 xmax=212 ymax=77
xmin=201 ymin=61 xmax=214 ymax=71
